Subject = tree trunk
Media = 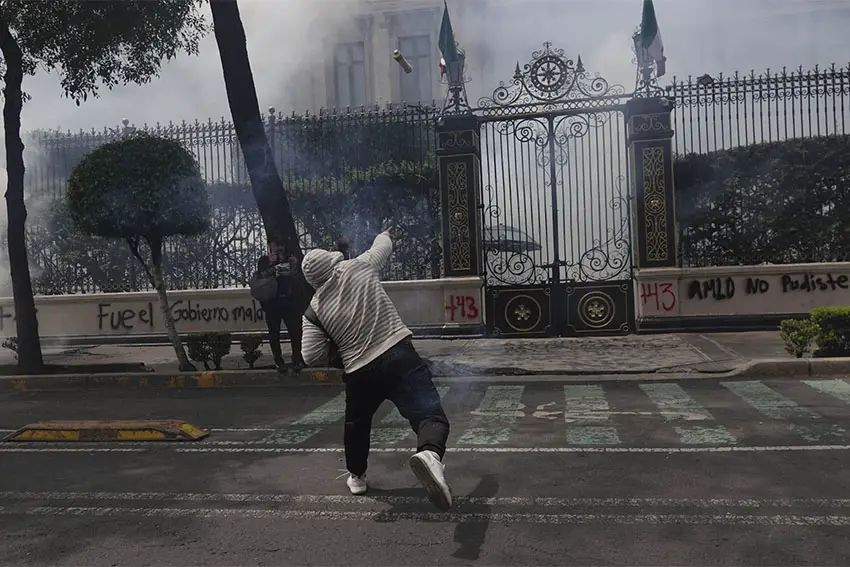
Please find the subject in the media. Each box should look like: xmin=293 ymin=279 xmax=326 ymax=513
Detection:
xmin=147 ymin=238 xmax=195 ymax=372
xmin=0 ymin=13 xmax=44 ymax=373
xmin=209 ymin=0 xmax=302 ymax=262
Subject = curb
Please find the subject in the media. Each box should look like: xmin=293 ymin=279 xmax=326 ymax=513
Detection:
xmin=0 ymin=358 xmax=848 ymax=392
xmin=724 ymin=358 xmax=850 ymax=379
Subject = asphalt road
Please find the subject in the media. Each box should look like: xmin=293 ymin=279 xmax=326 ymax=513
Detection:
xmin=2 ymin=377 xmax=850 ymax=566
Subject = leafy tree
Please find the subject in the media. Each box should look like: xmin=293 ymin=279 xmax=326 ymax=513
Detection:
xmin=67 ymin=134 xmax=210 ymax=371
xmin=209 ymin=0 xmax=303 ymax=269
xmin=0 ymin=0 xmax=207 ymax=372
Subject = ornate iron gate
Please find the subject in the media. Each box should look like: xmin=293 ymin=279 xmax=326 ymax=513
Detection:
xmin=474 ymin=43 xmax=634 ymax=337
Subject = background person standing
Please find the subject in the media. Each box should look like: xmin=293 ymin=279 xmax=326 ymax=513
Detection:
xmin=253 ymin=240 xmax=305 ymax=374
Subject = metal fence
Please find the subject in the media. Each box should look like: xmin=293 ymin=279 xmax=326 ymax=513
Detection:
xmin=14 ymin=104 xmax=441 ymax=295
xmin=668 ymin=64 xmax=850 ymax=154
xmin=668 ymin=63 xmax=850 ymax=267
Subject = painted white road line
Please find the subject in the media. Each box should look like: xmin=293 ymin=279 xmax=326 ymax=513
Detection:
xmin=640 ymin=383 xmax=714 ymax=421
xmin=458 ymin=386 xmax=525 ymax=445
xmin=2 ymin=491 xmax=848 ymax=509
xmin=804 ymin=379 xmax=850 ymax=405
xmin=4 ymin=444 xmax=850 ymax=454
xmin=292 ymin=393 xmax=347 ymax=426
xmin=381 ymin=386 xmax=451 ymax=425
xmin=5 ymin=506 xmax=850 ymax=526
xmin=722 ymin=381 xmax=821 ymax=420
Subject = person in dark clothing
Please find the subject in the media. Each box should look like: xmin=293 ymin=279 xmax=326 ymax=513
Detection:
xmin=300 ymin=229 xmax=452 ymax=511
xmin=256 ymin=241 xmax=305 ymax=373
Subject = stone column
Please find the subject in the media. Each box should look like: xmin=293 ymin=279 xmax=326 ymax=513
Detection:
xmin=437 ymin=114 xmax=483 ymax=278
xmin=625 ymin=97 xmax=678 ymax=268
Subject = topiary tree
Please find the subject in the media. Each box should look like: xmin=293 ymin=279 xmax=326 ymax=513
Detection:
xmin=66 ymin=134 xmax=210 ymax=371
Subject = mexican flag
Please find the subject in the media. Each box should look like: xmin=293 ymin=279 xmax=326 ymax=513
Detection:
xmin=640 ymin=0 xmax=666 ymax=77
xmin=438 ymin=1 xmax=459 ymax=78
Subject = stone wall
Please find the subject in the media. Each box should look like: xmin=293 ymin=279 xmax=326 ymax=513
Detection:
xmin=0 ymin=277 xmax=483 ymax=340
xmin=635 ymin=263 xmax=850 ymax=331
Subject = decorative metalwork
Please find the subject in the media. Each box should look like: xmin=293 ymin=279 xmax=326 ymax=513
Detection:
xmin=441 ymin=49 xmax=472 ymax=116
xmin=446 ymin=161 xmax=472 ymax=271
xmin=476 ymin=42 xmax=627 ymax=117
xmin=564 ymin=191 xmax=633 ymax=283
xmin=565 ymin=282 xmax=633 ymax=335
xmin=488 ymin=286 xmax=553 ymax=337
xmin=641 ymin=147 xmax=668 ymax=262
xmin=577 ymin=290 xmax=616 ymax=329
xmin=631 ymin=26 xmax=665 ymax=98
xmin=504 ymin=294 xmax=542 ymax=333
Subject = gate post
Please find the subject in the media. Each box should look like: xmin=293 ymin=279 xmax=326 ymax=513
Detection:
xmin=437 ymin=114 xmax=483 ymax=277
xmin=625 ymin=97 xmax=678 ymax=268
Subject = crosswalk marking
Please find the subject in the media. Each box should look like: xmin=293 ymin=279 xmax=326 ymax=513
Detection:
xmin=199 ymin=380 xmax=850 ymax=449
xmin=458 ymin=385 xmax=525 ymax=445
xmin=370 ymin=428 xmax=412 ymax=445
xmin=788 ymin=423 xmax=847 ymax=443
xmin=675 ymin=426 xmax=736 ymax=445
xmin=563 ymin=385 xmax=621 ymax=445
xmin=257 ymin=428 xmax=322 ymax=445
xmin=293 ymin=393 xmax=347 ymax=426
xmin=721 ymin=381 xmax=821 ymax=420
xmin=803 ymin=379 xmax=850 ymax=405
xmin=566 ymin=426 xmax=620 ymax=446
xmin=381 ymin=387 xmax=451 ymax=425
xmin=640 ymin=383 xmax=714 ymax=421
xmin=563 ymin=385 xmax=609 ymax=423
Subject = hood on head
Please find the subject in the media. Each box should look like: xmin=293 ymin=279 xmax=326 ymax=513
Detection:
xmin=302 ymin=249 xmax=345 ymax=289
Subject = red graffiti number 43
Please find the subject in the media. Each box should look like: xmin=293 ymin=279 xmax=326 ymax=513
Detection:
xmin=640 ymin=282 xmax=677 ymax=312
xmin=446 ymin=295 xmax=479 ymax=322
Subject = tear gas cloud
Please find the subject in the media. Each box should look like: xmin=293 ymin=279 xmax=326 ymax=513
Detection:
xmin=0 ymin=0 xmax=848 ymax=288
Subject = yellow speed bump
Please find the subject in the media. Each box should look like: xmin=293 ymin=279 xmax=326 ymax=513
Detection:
xmin=3 ymin=420 xmax=209 ymax=442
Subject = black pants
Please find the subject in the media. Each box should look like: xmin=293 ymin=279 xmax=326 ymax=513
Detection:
xmin=343 ymin=338 xmax=450 ymax=476
xmin=262 ymin=298 xmax=303 ymax=366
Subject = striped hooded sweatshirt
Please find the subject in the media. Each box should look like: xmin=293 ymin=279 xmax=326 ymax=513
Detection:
xmin=301 ymin=232 xmax=413 ymax=373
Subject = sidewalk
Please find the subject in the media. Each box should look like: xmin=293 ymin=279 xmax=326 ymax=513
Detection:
xmin=0 ymin=331 xmax=790 ymax=376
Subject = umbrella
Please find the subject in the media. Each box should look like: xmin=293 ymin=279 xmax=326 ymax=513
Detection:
xmin=482 ymin=223 xmax=543 ymax=253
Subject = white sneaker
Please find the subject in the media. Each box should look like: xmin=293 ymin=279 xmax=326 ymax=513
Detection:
xmin=408 ymin=450 xmax=452 ymax=511
xmin=346 ymin=473 xmax=368 ymax=495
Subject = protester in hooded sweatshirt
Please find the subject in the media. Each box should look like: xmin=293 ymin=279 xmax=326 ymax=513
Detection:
xmin=300 ymin=228 xmax=452 ymax=511
xmin=255 ymin=240 xmax=305 ymax=373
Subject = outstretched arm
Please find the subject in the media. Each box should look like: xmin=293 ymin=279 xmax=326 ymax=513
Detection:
xmin=357 ymin=230 xmax=393 ymax=271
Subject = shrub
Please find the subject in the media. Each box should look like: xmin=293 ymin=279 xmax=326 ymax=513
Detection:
xmin=240 ymin=335 xmax=264 ymax=369
xmin=186 ymin=332 xmax=232 ymax=370
xmin=1 ymin=337 xmax=19 ymax=361
xmin=675 ymin=135 xmax=850 ymax=267
xmin=778 ymin=319 xmax=817 ymax=359
xmin=810 ymin=307 xmax=850 ymax=357
xmin=67 ymin=133 xmax=210 ymax=371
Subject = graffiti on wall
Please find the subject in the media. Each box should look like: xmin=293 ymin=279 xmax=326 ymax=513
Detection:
xmin=687 ymin=273 xmax=850 ymax=302
xmin=445 ymin=295 xmax=480 ymax=322
xmin=639 ymin=282 xmax=677 ymax=312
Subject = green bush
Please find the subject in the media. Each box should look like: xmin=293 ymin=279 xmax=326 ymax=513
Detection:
xmin=779 ymin=319 xmax=817 ymax=359
xmin=810 ymin=307 xmax=850 ymax=357
xmin=186 ymin=332 xmax=232 ymax=370
xmin=1 ymin=337 xmax=19 ymax=361
xmin=675 ymin=135 xmax=850 ymax=266
xmin=240 ymin=335 xmax=264 ymax=369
